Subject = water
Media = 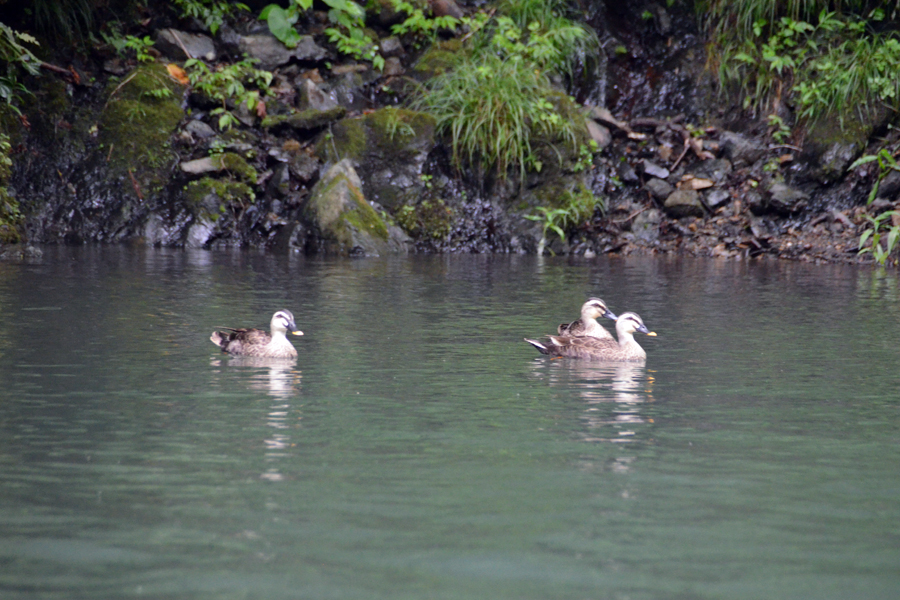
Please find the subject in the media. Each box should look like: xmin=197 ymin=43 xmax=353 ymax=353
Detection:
xmin=0 ymin=248 xmax=898 ymax=599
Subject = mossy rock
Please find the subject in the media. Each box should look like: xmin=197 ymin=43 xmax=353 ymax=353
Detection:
xmin=395 ymin=198 xmax=454 ymax=240
xmin=413 ymin=46 xmax=459 ymax=78
xmin=261 ymin=107 xmax=347 ymax=133
xmin=98 ymin=63 xmax=185 ymax=194
xmin=184 ymin=176 xmax=255 ymax=220
xmin=803 ymin=107 xmax=888 ymax=183
xmin=315 ymin=108 xmax=436 ymax=211
xmin=305 ymin=159 xmax=407 ymax=256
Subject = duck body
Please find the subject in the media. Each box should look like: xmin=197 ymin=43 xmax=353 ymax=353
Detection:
xmin=557 ymin=297 xmax=618 ymax=338
xmin=527 ymin=312 xmax=656 ymax=362
xmin=211 ymin=309 xmax=303 ymax=358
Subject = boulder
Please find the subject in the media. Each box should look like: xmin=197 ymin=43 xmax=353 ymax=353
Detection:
xmin=767 ymin=182 xmax=809 ymax=215
xmin=303 ymin=160 xmax=408 ymax=256
xmin=238 ymin=34 xmax=327 ymax=70
xmin=720 ymin=131 xmax=766 ymax=167
xmin=154 ymin=29 xmax=216 ymax=61
xmin=663 ymin=189 xmax=705 ymax=218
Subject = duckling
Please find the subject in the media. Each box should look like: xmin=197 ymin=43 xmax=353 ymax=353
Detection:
xmin=526 ymin=312 xmax=656 ymax=362
xmin=210 ymin=309 xmax=304 ymax=358
xmin=557 ymin=297 xmax=618 ymax=338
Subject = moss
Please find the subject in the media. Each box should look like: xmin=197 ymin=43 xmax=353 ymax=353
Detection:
xmin=315 ymin=172 xmax=389 ymax=242
xmin=219 ymin=152 xmax=257 ymax=183
xmin=0 ymin=189 xmax=23 ymax=244
xmin=98 ymin=64 xmax=185 ymax=194
xmin=395 ymin=199 xmax=453 ymax=240
xmin=317 ymin=117 xmax=367 ymax=163
xmin=261 ymin=106 xmax=347 ymax=132
xmin=366 ymin=108 xmax=436 ymax=153
xmin=184 ymin=176 xmax=255 ymax=218
xmin=413 ymin=46 xmax=458 ymax=77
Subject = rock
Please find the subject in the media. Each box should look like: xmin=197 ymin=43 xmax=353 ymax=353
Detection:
xmin=663 ymin=189 xmax=705 ymax=218
xmin=644 ymin=178 xmax=674 ymax=200
xmin=429 ymin=0 xmax=464 ymax=19
xmin=620 ymin=162 xmax=639 ymax=183
xmin=154 ymin=29 xmax=216 ymax=61
xmin=316 ymin=108 xmax=436 ymax=211
xmin=767 ymin=182 xmax=809 ymax=215
xmin=720 ymin=131 xmax=767 ymax=167
xmin=261 ymin=106 xmax=347 ymax=133
xmin=705 ymin=189 xmax=731 ymax=209
xmin=238 ymin=34 xmax=327 ymax=71
xmin=288 ymin=152 xmax=320 ymax=183
xmin=303 ymin=159 xmax=408 ymax=256
xmin=184 ymin=120 xmax=216 ymax=139
xmin=878 ymin=170 xmax=900 ymax=200
xmin=641 ymin=159 xmax=670 ymax=179
xmin=632 ymin=208 xmax=662 ymax=242
xmin=586 ymin=120 xmax=612 ymax=150
xmin=383 ymin=56 xmax=405 ymax=77
xmin=692 ymin=157 xmax=732 ymax=184
xmin=180 ymin=156 xmax=223 ymax=176
xmin=267 ymin=163 xmax=290 ymax=198
xmin=380 ymin=36 xmax=405 ymax=58
xmin=298 ymin=78 xmax=338 ymax=111
xmin=185 ymin=216 xmax=215 ymax=247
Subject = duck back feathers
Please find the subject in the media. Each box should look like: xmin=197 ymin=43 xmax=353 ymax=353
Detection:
xmin=211 ymin=309 xmax=303 ymax=358
xmin=527 ymin=312 xmax=655 ymax=362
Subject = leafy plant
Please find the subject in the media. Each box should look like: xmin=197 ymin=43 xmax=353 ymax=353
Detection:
xmin=525 ymin=188 xmax=604 ymax=246
xmin=767 ymin=113 xmax=791 ymax=143
xmin=172 ymin=0 xmax=249 ymax=36
xmin=0 ymin=22 xmax=40 ymax=114
xmin=390 ymin=0 xmax=462 ymax=45
xmin=572 ymin=140 xmax=599 ymax=173
xmin=850 ymin=148 xmax=900 ymax=205
xmin=705 ymin=2 xmax=900 ymax=124
xmin=859 ymin=210 xmax=900 ymax=265
xmin=123 ymin=35 xmax=155 ymax=63
xmin=261 ymin=0 xmax=383 ymax=69
xmin=184 ymin=57 xmax=273 ymax=130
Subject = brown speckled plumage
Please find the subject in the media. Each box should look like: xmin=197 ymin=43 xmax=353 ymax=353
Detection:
xmin=557 ymin=298 xmax=617 ymax=338
xmin=527 ymin=312 xmax=656 ymax=362
xmin=211 ymin=309 xmax=303 ymax=358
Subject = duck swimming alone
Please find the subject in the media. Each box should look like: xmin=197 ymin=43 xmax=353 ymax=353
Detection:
xmin=526 ymin=312 xmax=656 ymax=362
xmin=210 ymin=309 xmax=304 ymax=358
xmin=557 ymin=297 xmax=618 ymax=339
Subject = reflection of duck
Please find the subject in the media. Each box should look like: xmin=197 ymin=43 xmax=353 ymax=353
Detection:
xmin=557 ymin=298 xmax=618 ymax=338
xmin=526 ymin=312 xmax=656 ymax=361
xmin=210 ymin=310 xmax=304 ymax=358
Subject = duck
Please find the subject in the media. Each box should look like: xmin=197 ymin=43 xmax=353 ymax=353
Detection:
xmin=525 ymin=312 xmax=656 ymax=362
xmin=210 ymin=309 xmax=304 ymax=358
xmin=557 ymin=297 xmax=618 ymax=338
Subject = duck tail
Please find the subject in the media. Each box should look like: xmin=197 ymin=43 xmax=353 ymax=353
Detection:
xmin=524 ymin=338 xmax=551 ymax=355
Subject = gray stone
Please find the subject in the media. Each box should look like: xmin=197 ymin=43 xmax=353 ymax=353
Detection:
xmin=644 ymin=177 xmax=674 ymax=200
xmin=705 ymin=188 xmax=731 ymax=209
xmin=632 ymin=208 xmax=662 ymax=243
xmin=155 ymin=29 xmax=216 ymax=61
xmin=692 ymin=158 xmax=733 ymax=184
xmin=288 ymin=152 xmax=320 ymax=183
xmin=663 ymin=189 xmax=705 ymax=219
xmin=720 ymin=131 xmax=767 ymax=167
xmin=586 ymin=120 xmax=612 ymax=150
xmin=185 ymin=120 xmax=216 ymax=139
xmin=180 ymin=156 xmax=224 ymax=175
xmin=767 ymin=182 xmax=809 ymax=215
xmin=298 ymin=78 xmax=338 ymax=111
xmin=238 ymin=34 xmax=327 ymax=70
xmin=383 ymin=56 xmax=405 ymax=77
xmin=380 ymin=36 xmax=405 ymax=58
xmin=185 ymin=216 xmax=215 ymax=248
xmin=641 ymin=159 xmax=670 ymax=179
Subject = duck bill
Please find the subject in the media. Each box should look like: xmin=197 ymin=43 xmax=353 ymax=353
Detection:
xmin=603 ymin=310 xmax=618 ymax=321
xmin=291 ymin=330 xmax=304 ymax=336
xmin=646 ymin=331 xmax=657 ymax=337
